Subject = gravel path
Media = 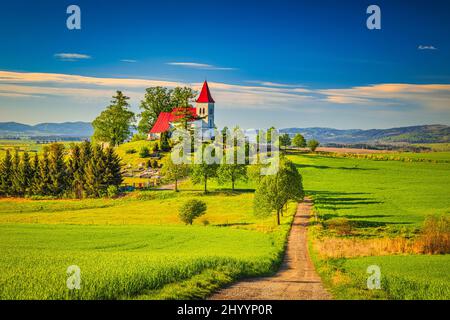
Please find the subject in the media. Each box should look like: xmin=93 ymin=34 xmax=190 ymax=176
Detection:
xmin=210 ymin=198 xmax=332 ymax=300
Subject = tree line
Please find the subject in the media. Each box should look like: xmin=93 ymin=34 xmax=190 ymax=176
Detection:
xmin=0 ymin=142 xmax=122 ymax=198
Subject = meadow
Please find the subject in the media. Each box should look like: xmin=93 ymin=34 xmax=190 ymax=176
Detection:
xmin=286 ymin=151 xmax=450 ymax=299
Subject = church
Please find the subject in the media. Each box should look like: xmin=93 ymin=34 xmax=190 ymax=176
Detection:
xmin=148 ymin=81 xmax=216 ymax=140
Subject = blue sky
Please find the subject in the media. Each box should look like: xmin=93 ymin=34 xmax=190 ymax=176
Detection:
xmin=0 ymin=0 xmax=449 ymax=129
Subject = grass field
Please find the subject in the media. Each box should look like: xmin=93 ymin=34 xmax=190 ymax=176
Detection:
xmin=0 ymin=143 xmax=449 ymax=299
xmin=0 ymin=189 xmax=296 ymax=299
xmin=287 ymin=151 xmax=450 ymax=299
xmin=316 ymin=255 xmax=450 ymax=300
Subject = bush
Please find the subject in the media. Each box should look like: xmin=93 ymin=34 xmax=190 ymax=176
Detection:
xmin=178 ymin=199 xmax=207 ymax=225
xmin=418 ymin=215 xmax=450 ymax=254
xmin=139 ymin=146 xmax=151 ymax=158
xmin=125 ymin=149 xmax=136 ymax=154
xmin=107 ymin=185 xmax=120 ymax=198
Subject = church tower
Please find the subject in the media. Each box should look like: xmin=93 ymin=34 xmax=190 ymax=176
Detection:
xmin=195 ymin=81 xmax=215 ymax=129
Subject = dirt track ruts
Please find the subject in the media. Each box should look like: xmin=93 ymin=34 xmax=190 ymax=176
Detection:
xmin=210 ymin=198 xmax=332 ymax=300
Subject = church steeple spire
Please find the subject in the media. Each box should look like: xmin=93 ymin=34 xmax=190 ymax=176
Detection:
xmin=196 ymin=81 xmax=215 ymax=103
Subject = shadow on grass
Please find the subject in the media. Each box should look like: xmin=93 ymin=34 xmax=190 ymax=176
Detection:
xmin=308 ymin=190 xmax=413 ymax=227
xmin=295 ymin=163 xmax=378 ymax=171
xmin=214 ymin=222 xmax=254 ymax=227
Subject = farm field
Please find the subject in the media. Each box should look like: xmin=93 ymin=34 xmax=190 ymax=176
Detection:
xmin=0 ymin=189 xmax=296 ymax=299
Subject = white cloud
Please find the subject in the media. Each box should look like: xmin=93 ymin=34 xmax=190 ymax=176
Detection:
xmin=54 ymin=53 xmax=92 ymax=61
xmin=418 ymin=45 xmax=437 ymax=50
xmin=120 ymin=59 xmax=137 ymax=63
xmin=166 ymin=62 xmax=236 ymax=71
xmin=0 ymin=70 xmax=449 ymax=113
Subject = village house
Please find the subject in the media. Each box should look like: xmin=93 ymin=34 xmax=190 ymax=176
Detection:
xmin=148 ymin=81 xmax=216 ymax=140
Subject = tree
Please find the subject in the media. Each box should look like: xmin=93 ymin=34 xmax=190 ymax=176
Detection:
xmin=11 ymin=150 xmax=20 ymax=196
xmin=178 ymin=199 xmax=207 ymax=225
xmin=103 ymin=146 xmax=123 ymax=189
xmin=191 ymin=148 xmax=218 ymax=193
xmin=217 ymin=160 xmax=247 ymax=192
xmin=48 ymin=143 xmax=68 ymax=197
xmin=67 ymin=144 xmax=84 ymax=198
xmin=138 ymin=87 xmax=173 ymax=134
xmin=292 ymin=133 xmax=306 ymax=148
xmin=33 ymin=148 xmax=51 ymax=196
xmin=160 ymin=156 xmax=189 ymax=192
xmin=92 ymin=91 xmax=136 ymax=146
xmin=0 ymin=150 xmax=13 ymax=196
xmin=280 ymin=133 xmax=291 ymax=151
xmin=172 ymin=87 xmax=197 ymax=108
xmin=308 ymin=139 xmax=320 ymax=152
xmin=14 ymin=152 xmax=33 ymax=196
xmin=84 ymin=145 xmax=106 ymax=198
xmin=159 ymin=131 xmax=171 ymax=151
xmin=253 ymin=159 xmax=304 ymax=225
xmin=171 ymin=87 xmax=198 ymax=130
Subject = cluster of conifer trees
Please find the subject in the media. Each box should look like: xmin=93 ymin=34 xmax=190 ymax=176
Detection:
xmin=0 ymin=141 xmax=122 ymax=198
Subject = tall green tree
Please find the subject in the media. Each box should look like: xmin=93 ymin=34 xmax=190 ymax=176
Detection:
xmin=138 ymin=87 xmax=173 ymax=134
xmin=30 ymin=153 xmax=40 ymax=196
xmin=84 ymin=145 xmax=106 ymax=197
xmin=292 ymin=133 xmax=306 ymax=148
xmin=11 ymin=149 xmax=20 ymax=196
xmin=103 ymin=146 xmax=123 ymax=189
xmin=33 ymin=148 xmax=51 ymax=196
xmin=93 ymin=91 xmax=136 ymax=146
xmin=67 ymin=144 xmax=84 ymax=198
xmin=48 ymin=143 xmax=67 ymax=197
xmin=308 ymin=139 xmax=320 ymax=152
xmin=253 ymin=158 xmax=304 ymax=225
xmin=191 ymin=148 xmax=219 ymax=194
xmin=0 ymin=150 xmax=13 ymax=196
xmin=280 ymin=133 xmax=291 ymax=151
xmin=217 ymin=147 xmax=247 ymax=192
xmin=160 ymin=156 xmax=189 ymax=192
xmin=18 ymin=152 xmax=33 ymax=196
xmin=171 ymin=87 xmax=197 ymax=108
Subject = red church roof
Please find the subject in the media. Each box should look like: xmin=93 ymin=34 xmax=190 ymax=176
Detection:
xmin=196 ymin=81 xmax=215 ymax=103
xmin=150 ymin=107 xmax=197 ymax=133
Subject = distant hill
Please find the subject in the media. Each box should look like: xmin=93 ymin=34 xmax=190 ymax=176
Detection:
xmin=280 ymin=125 xmax=450 ymax=144
xmin=0 ymin=121 xmax=93 ymax=138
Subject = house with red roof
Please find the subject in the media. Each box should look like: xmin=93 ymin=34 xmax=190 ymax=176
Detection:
xmin=148 ymin=81 xmax=216 ymax=140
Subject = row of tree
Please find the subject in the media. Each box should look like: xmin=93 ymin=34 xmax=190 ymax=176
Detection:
xmin=0 ymin=142 xmax=122 ymax=198
xmin=280 ymin=133 xmax=320 ymax=151
xmin=161 ymin=154 xmax=247 ymax=193
xmin=161 ymin=151 xmax=304 ymax=225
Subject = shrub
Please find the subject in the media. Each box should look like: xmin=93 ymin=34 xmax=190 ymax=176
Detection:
xmin=125 ymin=149 xmax=137 ymax=154
xmin=107 ymin=185 xmax=120 ymax=198
xmin=418 ymin=215 xmax=450 ymax=254
xmin=178 ymin=199 xmax=207 ymax=225
xmin=139 ymin=146 xmax=151 ymax=158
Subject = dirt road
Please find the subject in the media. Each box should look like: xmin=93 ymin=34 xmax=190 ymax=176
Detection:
xmin=210 ymin=198 xmax=332 ymax=300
